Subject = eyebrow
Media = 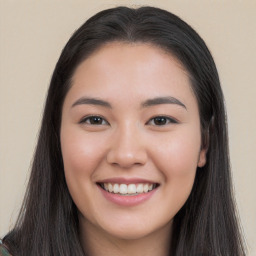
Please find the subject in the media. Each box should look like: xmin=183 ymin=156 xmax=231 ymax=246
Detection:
xmin=141 ymin=96 xmax=187 ymax=109
xmin=72 ymin=97 xmax=112 ymax=108
xmin=71 ymin=96 xmax=186 ymax=110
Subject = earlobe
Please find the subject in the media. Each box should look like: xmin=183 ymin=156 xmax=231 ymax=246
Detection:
xmin=198 ymin=148 xmax=207 ymax=167
xmin=198 ymin=124 xmax=211 ymax=167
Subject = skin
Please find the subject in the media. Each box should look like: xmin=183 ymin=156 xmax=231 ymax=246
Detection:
xmin=60 ymin=42 xmax=207 ymax=256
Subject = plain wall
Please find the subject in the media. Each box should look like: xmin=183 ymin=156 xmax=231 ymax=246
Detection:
xmin=0 ymin=0 xmax=255 ymax=255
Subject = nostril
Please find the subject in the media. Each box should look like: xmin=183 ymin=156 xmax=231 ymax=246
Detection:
xmin=106 ymin=149 xmax=147 ymax=168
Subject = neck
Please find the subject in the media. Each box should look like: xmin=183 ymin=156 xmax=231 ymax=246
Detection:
xmin=79 ymin=218 xmax=172 ymax=256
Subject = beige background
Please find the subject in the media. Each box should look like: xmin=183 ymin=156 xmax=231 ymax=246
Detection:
xmin=0 ymin=0 xmax=255 ymax=255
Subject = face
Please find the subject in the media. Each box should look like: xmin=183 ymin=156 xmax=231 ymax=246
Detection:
xmin=60 ymin=42 xmax=206 ymax=241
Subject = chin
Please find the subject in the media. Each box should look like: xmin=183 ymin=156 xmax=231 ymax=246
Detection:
xmin=104 ymin=226 xmax=156 ymax=240
xmin=98 ymin=216 xmax=172 ymax=241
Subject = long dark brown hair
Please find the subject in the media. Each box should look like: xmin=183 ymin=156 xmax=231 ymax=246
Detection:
xmin=3 ymin=6 xmax=246 ymax=256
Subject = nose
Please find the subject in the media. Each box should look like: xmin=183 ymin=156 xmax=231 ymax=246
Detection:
xmin=106 ymin=123 xmax=147 ymax=168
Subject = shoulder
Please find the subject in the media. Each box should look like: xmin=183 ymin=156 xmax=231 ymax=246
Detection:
xmin=0 ymin=240 xmax=12 ymax=256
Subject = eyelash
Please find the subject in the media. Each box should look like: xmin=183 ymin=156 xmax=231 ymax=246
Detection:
xmin=79 ymin=115 xmax=178 ymax=126
xmin=146 ymin=116 xmax=178 ymax=126
xmin=79 ymin=115 xmax=109 ymax=125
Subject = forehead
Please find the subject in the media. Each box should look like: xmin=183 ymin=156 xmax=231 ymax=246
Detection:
xmin=73 ymin=41 xmax=188 ymax=79
xmin=66 ymin=42 xmax=197 ymax=110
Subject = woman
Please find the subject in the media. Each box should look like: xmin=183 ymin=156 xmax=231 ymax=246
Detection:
xmin=1 ymin=6 xmax=246 ymax=256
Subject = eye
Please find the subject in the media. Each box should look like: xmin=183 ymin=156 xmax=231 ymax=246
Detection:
xmin=146 ymin=116 xmax=178 ymax=126
xmin=79 ymin=115 xmax=109 ymax=125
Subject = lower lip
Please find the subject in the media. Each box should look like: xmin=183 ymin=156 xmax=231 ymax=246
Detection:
xmin=98 ymin=185 xmax=158 ymax=206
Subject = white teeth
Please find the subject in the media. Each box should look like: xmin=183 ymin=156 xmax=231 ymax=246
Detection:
xmin=102 ymin=183 xmax=157 ymax=195
xmin=119 ymin=184 xmax=127 ymax=194
xmin=136 ymin=184 xmax=144 ymax=193
xmin=108 ymin=183 xmax=113 ymax=193
xmin=113 ymin=184 xmax=119 ymax=193
xmin=143 ymin=184 xmax=149 ymax=193
xmin=128 ymin=184 xmax=136 ymax=194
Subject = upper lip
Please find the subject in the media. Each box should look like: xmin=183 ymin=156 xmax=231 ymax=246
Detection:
xmin=97 ymin=177 xmax=159 ymax=184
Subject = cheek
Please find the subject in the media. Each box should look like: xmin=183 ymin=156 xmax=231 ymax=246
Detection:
xmin=60 ymin=126 xmax=108 ymax=208
xmin=152 ymin=130 xmax=200 ymax=174
xmin=149 ymin=129 xmax=200 ymax=204
xmin=61 ymin=127 xmax=104 ymax=176
xmin=60 ymin=127 xmax=108 ymax=219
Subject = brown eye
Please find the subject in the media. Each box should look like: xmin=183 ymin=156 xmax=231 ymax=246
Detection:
xmin=80 ymin=116 xmax=109 ymax=125
xmin=154 ymin=117 xmax=168 ymax=125
xmin=147 ymin=116 xmax=177 ymax=126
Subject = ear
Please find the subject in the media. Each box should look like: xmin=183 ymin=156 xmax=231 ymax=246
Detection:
xmin=197 ymin=148 xmax=207 ymax=167
xmin=197 ymin=128 xmax=210 ymax=167
xmin=198 ymin=117 xmax=213 ymax=167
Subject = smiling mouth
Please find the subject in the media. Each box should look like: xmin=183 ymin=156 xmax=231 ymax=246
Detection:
xmin=98 ymin=183 xmax=159 ymax=196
